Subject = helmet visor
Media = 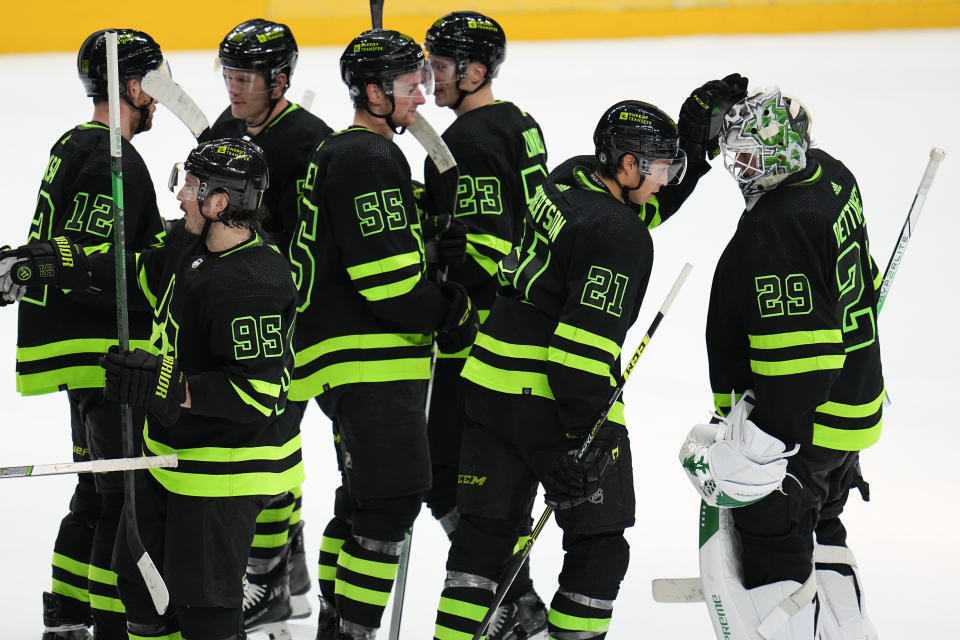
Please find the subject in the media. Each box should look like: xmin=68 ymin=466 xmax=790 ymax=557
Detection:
xmin=428 ymin=54 xmax=458 ymax=87
xmin=221 ymin=66 xmax=270 ymax=95
xmin=638 ymin=152 xmax=688 ymax=187
xmin=390 ymin=61 xmax=433 ymax=98
xmin=168 ymin=163 xmax=199 ymax=201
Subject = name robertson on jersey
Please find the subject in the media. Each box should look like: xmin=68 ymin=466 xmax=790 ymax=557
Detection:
xmin=832 ymin=184 xmax=863 ymax=248
xmin=529 ymin=185 xmax=567 ymax=242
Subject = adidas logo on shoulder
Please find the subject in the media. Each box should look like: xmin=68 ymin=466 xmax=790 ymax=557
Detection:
xmin=831 ymin=181 xmax=843 ymax=196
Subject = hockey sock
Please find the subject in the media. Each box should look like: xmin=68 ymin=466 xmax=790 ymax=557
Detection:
xmin=249 ymin=491 xmax=295 ymax=569
xmin=334 ymin=535 xmax=403 ymax=629
xmin=289 ymin=483 xmax=303 ymax=527
xmin=547 ymin=590 xmax=615 ymax=640
xmin=89 ymin=492 xmax=126 ymax=638
xmin=50 ymin=486 xmax=98 ymax=624
xmin=434 ymin=571 xmax=498 ymax=640
xmin=318 ymin=516 xmax=350 ymax=602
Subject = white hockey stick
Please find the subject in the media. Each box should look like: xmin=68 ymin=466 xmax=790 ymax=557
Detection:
xmin=141 ymin=67 xmax=210 ymax=140
xmin=652 ymin=147 xmax=948 ymax=607
xmin=300 ymin=89 xmax=316 ymax=112
xmin=1 ymin=454 xmax=178 ymax=479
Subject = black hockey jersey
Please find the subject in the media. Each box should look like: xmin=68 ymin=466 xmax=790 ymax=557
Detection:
xmin=90 ymin=222 xmax=303 ymax=497
xmin=460 ymin=159 xmax=657 ymax=434
xmin=207 ymin=103 xmax=333 ymax=253
xmin=16 ymin=122 xmax=165 ymax=395
xmin=423 ymin=101 xmax=548 ymax=317
xmin=706 ymin=148 xmax=884 ymax=451
xmin=288 ymin=127 xmax=451 ymax=401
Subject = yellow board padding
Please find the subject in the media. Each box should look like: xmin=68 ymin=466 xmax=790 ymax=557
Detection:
xmin=4 ymin=1 xmax=960 ymax=54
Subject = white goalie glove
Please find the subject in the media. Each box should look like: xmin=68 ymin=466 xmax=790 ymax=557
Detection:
xmin=679 ymin=390 xmax=798 ymax=507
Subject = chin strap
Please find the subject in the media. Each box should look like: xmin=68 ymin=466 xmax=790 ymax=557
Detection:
xmin=363 ymin=96 xmax=407 ymax=135
xmin=244 ymin=94 xmax=283 ymax=131
xmin=448 ymin=76 xmax=490 ymax=111
xmin=122 ymin=93 xmax=153 ymax=135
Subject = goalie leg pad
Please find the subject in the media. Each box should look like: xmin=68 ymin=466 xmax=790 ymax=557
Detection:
xmin=815 ymin=544 xmax=877 ymax=640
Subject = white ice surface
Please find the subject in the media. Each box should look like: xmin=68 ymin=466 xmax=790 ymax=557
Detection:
xmin=0 ymin=27 xmax=958 ymax=638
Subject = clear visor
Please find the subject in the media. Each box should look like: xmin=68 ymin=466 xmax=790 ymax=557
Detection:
xmin=428 ymin=55 xmax=458 ymax=87
xmin=638 ymin=151 xmax=688 ymax=186
xmin=221 ymin=66 xmax=269 ymax=95
xmin=168 ymin=163 xmax=199 ymax=201
xmin=390 ymin=62 xmax=433 ymax=98
xmin=720 ymin=137 xmax=764 ymax=184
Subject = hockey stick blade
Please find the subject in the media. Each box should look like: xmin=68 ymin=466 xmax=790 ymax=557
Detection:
xmin=0 ymin=453 xmax=178 ymax=478
xmin=141 ymin=68 xmax=210 ymax=140
xmin=408 ymin=112 xmax=457 ymax=173
xmin=652 ymin=577 xmax=704 ymax=603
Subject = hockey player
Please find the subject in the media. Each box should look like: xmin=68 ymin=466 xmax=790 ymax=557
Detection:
xmin=421 ymin=11 xmax=551 ymax=638
xmin=432 ymin=99 xmax=705 ymax=640
xmin=681 ymin=87 xmax=882 ymax=640
xmin=286 ymin=28 xmax=479 ymax=640
xmin=6 ymin=28 xmax=167 ymax=640
xmin=1 ymin=138 xmax=303 ymax=639
xmin=208 ymin=18 xmax=335 ymax=629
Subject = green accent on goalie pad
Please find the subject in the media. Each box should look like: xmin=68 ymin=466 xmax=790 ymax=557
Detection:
xmin=438 ymin=596 xmax=489 ymax=622
xmin=699 ymin=501 xmax=720 ymax=549
xmin=547 ymin=608 xmax=611 ymax=632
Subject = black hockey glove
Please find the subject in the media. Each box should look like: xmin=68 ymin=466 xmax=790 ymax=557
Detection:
xmin=435 ymin=280 xmax=479 ymax=354
xmin=678 ymin=73 xmax=749 ymax=162
xmin=544 ymin=422 xmax=623 ymax=510
xmin=422 ymin=214 xmax=468 ymax=267
xmin=99 ymin=347 xmax=186 ymax=426
xmin=2 ymin=236 xmax=92 ymax=291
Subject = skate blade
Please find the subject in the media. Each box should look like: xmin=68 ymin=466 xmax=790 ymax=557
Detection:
xmin=290 ymin=593 xmax=312 ymax=619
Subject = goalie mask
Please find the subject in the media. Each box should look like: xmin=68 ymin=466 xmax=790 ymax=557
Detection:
xmin=719 ymin=87 xmax=811 ymax=207
xmin=170 ymin=138 xmax=269 ymax=228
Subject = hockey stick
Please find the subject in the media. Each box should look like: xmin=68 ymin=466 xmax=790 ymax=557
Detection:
xmin=651 ymin=147 xmax=949 ymax=606
xmin=106 ymin=31 xmax=170 ymax=615
xmin=1 ymin=454 xmax=178 ymax=479
xmin=878 ymin=147 xmax=946 ymax=312
xmin=370 ymin=0 xmax=384 ymax=29
xmin=470 ymin=262 xmax=694 ymax=640
xmin=141 ymin=67 xmax=210 ymax=140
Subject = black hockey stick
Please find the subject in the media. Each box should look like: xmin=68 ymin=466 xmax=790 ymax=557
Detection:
xmin=471 ymin=263 xmax=693 ymax=640
xmin=370 ymin=0 xmax=384 ymax=29
xmin=105 ymin=31 xmax=170 ymax=615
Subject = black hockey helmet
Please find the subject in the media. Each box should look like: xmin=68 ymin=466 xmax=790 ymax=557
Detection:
xmin=218 ymin=19 xmax=298 ymax=92
xmin=594 ymin=100 xmax=687 ymax=185
xmin=424 ymin=11 xmax=506 ymax=79
xmin=340 ymin=29 xmax=426 ymax=105
xmin=77 ymin=29 xmax=163 ymax=99
xmin=182 ymin=138 xmax=269 ymax=227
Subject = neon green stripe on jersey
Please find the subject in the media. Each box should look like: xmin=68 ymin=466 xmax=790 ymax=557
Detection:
xmin=817 ymin=386 xmax=885 ymax=418
xmin=750 ymin=354 xmax=846 ymax=376
xmin=145 ymin=431 xmax=301 ymax=463
xmin=295 ymin=332 xmax=431 ymax=367
xmin=346 ymin=251 xmax=421 ymax=280
xmin=289 ymin=357 xmax=431 ymax=400
xmin=554 ymin=322 xmax=621 ymax=358
xmin=473 ymin=332 xmax=548 ymax=361
xmin=712 ymin=391 xmax=744 ymax=416
xmin=148 ymin=464 xmax=305 ymax=497
xmin=230 ymin=380 xmax=274 ymax=417
xmin=748 ymin=330 xmax=843 ymax=350
xmin=136 ymin=256 xmax=156 ymax=308
xmin=17 ymin=337 xmax=152 ymax=362
xmin=460 ymin=357 xmax=554 ymax=399
xmin=128 ymin=632 xmax=182 ymax=640
xmin=248 ymin=378 xmax=282 ymax=398
xmin=547 ymin=346 xmax=611 ymax=378
xmin=813 ymin=416 xmax=882 ymax=451
xmin=466 ymin=243 xmax=499 ymax=276
xmin=357 ymin=273 xmax=421 ymax=302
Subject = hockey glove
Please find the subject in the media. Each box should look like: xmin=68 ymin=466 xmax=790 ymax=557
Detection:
xmin=435 ymin=280 xmax=479 ymax=354
xmin=422 ymin=214 xmax=468 ymax=267
xmin=678 ymin=73 xmax=749 ymax=162
xmin=100 ymin=347 xmax=186 ymax=426
xmin=544 ymin=422 xmax=623 ymax=510
xmin=3 ymin=237 xmax=92 ymax=291
xmin=0 ymin=246 xmax=26 ymax=306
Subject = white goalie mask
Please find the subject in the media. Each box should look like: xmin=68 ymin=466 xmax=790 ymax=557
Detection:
xmin=719 ymin=87 xmax=811 ymax=209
